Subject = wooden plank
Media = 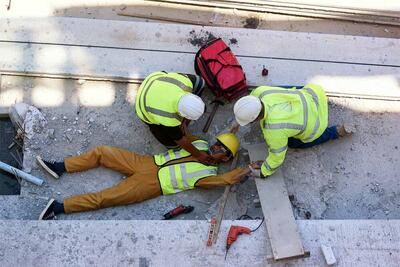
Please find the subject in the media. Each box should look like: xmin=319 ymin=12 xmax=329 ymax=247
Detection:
xmin=1 ymin=42 xmax=400 ymax=100
xmin=1 ymin=17 xmax=399 ymax=66
xmin=246 ymin=143 xmax=305 ymax=260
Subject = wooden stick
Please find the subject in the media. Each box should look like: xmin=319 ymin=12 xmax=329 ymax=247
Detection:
xmin=212 ymin=153 xmax=240 ymax=244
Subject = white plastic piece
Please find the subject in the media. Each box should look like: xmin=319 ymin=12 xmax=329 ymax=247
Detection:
xmin=321 ymin=245 xmax=337 ymax=265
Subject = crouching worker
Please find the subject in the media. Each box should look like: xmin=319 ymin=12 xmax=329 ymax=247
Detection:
xmin=234 ymin=84 xmax=355 ymax=178
xmin=36 ymin=133 xmax=253 ymax=220
xmin=136 ymin=71 xmax=216 ymax=165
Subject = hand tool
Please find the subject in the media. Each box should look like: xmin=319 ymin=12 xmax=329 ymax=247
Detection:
xmin=225 ymin=226 xmax=251 ymax=260
xmin=163 ymin=205 xmax=194 ymax=220
xmin=202 ymin=99 xmax=224 ymax=133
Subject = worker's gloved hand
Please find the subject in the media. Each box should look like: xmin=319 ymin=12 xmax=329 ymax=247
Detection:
xmin=248 ymin=161 xmax=263 ymax=177
xmin=196 ymin=151 xmax=217 ymax=165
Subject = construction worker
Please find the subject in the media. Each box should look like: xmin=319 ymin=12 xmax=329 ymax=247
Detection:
xmin=135 ymin=71 xmax=215 ymax=165
xmin=36 ymin=133 xmax=255 ymax=220
xmin=234 ymin=84 xmax=355 ymax=178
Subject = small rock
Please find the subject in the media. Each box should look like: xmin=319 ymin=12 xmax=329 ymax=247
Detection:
xmin=329 ymin=226 xmax=335 ymax=231
xmin=57 ymin=192 xmax=61 ymax=195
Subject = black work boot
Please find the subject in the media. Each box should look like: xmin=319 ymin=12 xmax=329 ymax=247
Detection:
xmin=39 ymin=199 xmax=65 ymax=220
xmin=36 ymin=156 xmax=66 ymax=179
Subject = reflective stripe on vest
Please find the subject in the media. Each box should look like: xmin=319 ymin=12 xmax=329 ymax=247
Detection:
xmin=259 ymin=89 xmax=308 ymax=135
xmin=142 ymin=77 xmax=186 ymax=121
xmin=137 ymin=73 xmax=165 ymax=124
xmin=139 ymin=75 xmax=190 ymax=124
xmin=154 ymin=140 xmax=209 ymax=166
xmin=158 ymin=162 xmax=218 ymax=195
xmin=302 ymin=88 xmax=320 ymax=141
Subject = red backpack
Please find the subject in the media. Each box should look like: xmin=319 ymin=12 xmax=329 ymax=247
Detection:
xmin=194 ymin=38 xmax=248 ymax=102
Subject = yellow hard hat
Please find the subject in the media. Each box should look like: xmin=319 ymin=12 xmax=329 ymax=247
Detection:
xmin=216 ymin=133 xmax=240 ymax=156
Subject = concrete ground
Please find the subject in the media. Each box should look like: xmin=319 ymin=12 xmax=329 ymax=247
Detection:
xmin=1 ymin=73 xmax=399 ymax=221
xmin=1 ymin=219 xmax=400 ymax=266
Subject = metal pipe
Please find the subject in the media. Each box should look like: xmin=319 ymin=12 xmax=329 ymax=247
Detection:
xmin=0 ymin=160 xmax=44 ymax=186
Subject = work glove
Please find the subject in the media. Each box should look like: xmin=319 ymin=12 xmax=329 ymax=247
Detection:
xmin=248 ymin=165 xmax=261 ymax=177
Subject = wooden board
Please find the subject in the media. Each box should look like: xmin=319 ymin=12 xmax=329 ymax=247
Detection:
xmin=1 ymin=41 xmax=400 ymax=100
xmin=1 ymin=17 xmax=399 ymax=66
xmin=246 ymin=143 xmax=305 ymax=260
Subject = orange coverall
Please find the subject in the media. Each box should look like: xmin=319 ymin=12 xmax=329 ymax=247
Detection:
xmin=63 ymin=145 xmax=244 ymax=213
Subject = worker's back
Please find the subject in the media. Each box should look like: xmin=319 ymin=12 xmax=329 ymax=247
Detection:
xmin=135 ymin=71 xmax=193 ymax=127
xmin=251 ymin=84 xmax=328 ymax=143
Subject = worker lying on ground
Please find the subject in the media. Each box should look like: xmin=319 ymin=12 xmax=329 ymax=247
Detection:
xmin=36 ymin=133 xmax=256 ymax=220
xmin=136 ymin=71 xmax=216 ymax=165
xmin=233 ymin=84 xmax=355 ymax=178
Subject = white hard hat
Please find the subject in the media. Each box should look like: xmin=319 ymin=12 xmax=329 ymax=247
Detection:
xmin=233 ymin=96 xmax=262 ymax=126
xmin=178 ymin=93 xmax=205 ymax=120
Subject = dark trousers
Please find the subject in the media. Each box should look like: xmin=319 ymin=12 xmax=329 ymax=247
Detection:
xmin=288 ymin=126 xmax=339 ymax=149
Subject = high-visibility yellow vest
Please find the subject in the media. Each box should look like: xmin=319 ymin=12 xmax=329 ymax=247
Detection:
xmin=135 ymin=72 xmax=194 ymax=127
xmin=153 ymin=140 xmax=209 ymax=166
xmin=250 ymin=84 xmax=328 ymax=176
xmin=154 ymin=140 xmax=218 ymax=195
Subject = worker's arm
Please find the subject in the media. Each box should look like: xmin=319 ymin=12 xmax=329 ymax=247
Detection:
xmin=261 ymin=132 xmax=289 ymax=177
xmin=175 ymin=135 xmax=216 ymax=165
xmin=195 ymin=168 xmax=250 ymax=188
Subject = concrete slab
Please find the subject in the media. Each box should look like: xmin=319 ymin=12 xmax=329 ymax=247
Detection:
xmin=2 ymin=41 xmax=400 ymax=99
xmin=0 ymin=220 xmax=400 ymax=266
xmin=1 ymin=17 xmax=399 ymax=66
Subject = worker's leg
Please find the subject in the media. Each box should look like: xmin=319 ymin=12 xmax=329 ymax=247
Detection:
xmin=288 ymin=126 xmax=339 ymax=149
xmin=65 ymin=145 xmax=153 ymax=176
xmin=63 ymin=173 xmax=161 ymax=213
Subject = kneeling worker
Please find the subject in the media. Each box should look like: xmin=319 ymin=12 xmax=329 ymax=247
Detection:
xmin=234 ymin=84 xmax=355 ymax=178
xmin=37 ymin=133 xmax=254 ymax=220
xmin=136 ymin=71 xmax=215 ymax=164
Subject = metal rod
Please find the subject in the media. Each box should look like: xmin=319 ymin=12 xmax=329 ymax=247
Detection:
xmin=0 ymin=160 xmax=44 ymax=186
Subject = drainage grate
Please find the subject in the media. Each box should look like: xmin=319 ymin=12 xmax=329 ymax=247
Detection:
xmin=0 ymin=117 xmax=21 ymax=195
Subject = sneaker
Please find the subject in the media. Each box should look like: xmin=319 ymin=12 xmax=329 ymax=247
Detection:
xmin=36 ymin=156 xmax=63 ymax=179
xmin=39 ymin=199 xmax=57 ymax=220
xmin=337 ymin=124 xmax=356 ymax=137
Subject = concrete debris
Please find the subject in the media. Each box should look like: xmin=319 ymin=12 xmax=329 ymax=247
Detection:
xmin=321 ymin=245 xmax=337 ymax=265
